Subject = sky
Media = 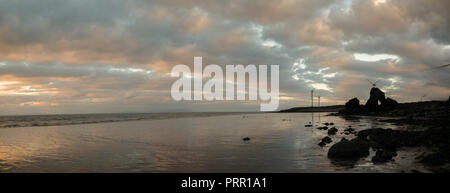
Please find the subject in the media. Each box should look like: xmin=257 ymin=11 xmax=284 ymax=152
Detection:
xmin=0 ymin=0 xmax=449 ymax=115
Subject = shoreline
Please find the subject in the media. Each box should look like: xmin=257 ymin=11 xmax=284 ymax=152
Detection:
xmin=285 ymin=98 xmax=450 ymax=173
xmin=279 ymin=105 xmax=345 ymax=113
xmin=0 ymin=112 xmax=255 ymax=129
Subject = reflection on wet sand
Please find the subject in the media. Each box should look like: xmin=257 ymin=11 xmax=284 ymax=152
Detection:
xmin=0 ymin=113 xmax=429 ymax=172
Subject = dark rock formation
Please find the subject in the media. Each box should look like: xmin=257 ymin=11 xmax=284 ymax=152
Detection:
xmin=319 ymin=136 xmax=333 ymax=147
xmin=328 ymin=127 xmax=338 ymax=135
xmin=345 ymin=98 xmax=360 ymax=110
xmin=329 ymin=128 xmax=424 ymax=161
xmin=328 ymin=138 xmax=370 ymax=159
xmin=343 ymin=127 xmax=356 ymax=135
xmin=382 ymin=97 xmax=398 ymax=108
xmin=318 ymin=141 xmax=326 ymax=147
xmin=322 ymin=136 xmax=332 ymax=144
xmin=334 ymin=96 xmax=450 ymax=169
xmin=418 ymin=152 xmax=447 ymax=166
xmin=357 ymin=128 xmax=423 ymax=149
xmin=317 ymin=126 xmax=328 ymax=130
xmin=365 ymin=87 xmax=386 ymax=110
xmin=242 ymin=137 xmax=250 ymax=141
xmin=364 ymin=88 xmax=399 ymax=110
xmin=372 ymin=149 xmax=397 ymax=163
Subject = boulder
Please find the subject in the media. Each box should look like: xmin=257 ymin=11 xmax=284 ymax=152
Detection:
xmin=345 ymin=98 xmax=360 ymax=110
xmin=328 ymin=127 xmax=338 ymax=135
xmin=328 ymin=138 xmax=370 ymax=159
xmin=318 ymin=141 xmax=326 ymax=147
xmin=344 ymin=127 xmax=356 ymax=135
xmin=317 ymin=126 xmax=328 ymax=130
xmin=321 ymin=136 xmax=332 ymax=144
xmin=371 ymin=149 xmax=397 ymax=163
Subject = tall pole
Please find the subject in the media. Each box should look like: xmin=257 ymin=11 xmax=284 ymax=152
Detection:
xmin=311 ymin=90 xmax=314 ymax=108
xmin=317 ymin=96 xmax=320 ymax=107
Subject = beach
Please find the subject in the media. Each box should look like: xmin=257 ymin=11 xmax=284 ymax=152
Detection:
xmin=0 ymin=112 xmax=429 ymax=173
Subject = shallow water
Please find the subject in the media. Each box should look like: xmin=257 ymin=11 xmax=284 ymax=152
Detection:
xmin=0 ymin=113 xmax=429 ymax=173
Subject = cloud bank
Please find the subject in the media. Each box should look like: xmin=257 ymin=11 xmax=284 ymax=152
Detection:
xmin=0 ymin=0 xmax=449 ymax=114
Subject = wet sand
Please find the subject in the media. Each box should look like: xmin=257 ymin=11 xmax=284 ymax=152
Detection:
xmin=0 ymin=113 xmax=429 ymax=172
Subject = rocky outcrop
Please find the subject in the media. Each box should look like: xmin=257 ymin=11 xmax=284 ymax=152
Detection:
xmin=328 ymin=138 xmax=370 ymax=159
xmin=357 ymin=128 xmax=423 ymax=149
xmin=345 ymin=98 xmax=360 ymax=110
xmin=328 ymin=127 xmax=338 ymax=135
xmin=446 ymin=96 xmax=450 ymax=105
xmin=329 ymin=128 xmax=423 ymax=161
xmin=318 ymin=136 xmax=333 ymax=147
xmin=372 ymin=149 xmax=397 ymax=163
xmin=382 ymin=97 xmax=398 ymax=108
xmin=365 ymin=87 xmax=386 ymax=110
xmin=343 ymin=127 xmax=357 ymax=135
xmin=364 ymin=88 xmax=399 ymax=110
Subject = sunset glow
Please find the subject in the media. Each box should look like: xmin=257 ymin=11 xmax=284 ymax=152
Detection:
xmin=0 ymin=0 xmax=449 ymax=115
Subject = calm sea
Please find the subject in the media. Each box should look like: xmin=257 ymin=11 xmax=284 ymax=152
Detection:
xmin=0 ymin=112 xmax=429 ymax=172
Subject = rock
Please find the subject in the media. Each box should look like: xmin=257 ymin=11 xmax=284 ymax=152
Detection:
xmin=318 ymin=141 xmax=326 ymax=147
xmin=321 ymin=136 xmax=333 ymax=144
xmin=357 ymin=128 xmax=423 ymax=149
xmin=304 ymin=124 xmax=313 ymax=127
xmin=345 ymin=127 xmax=355 ymax=132
xmin=418 ymin=152 xmax=448 ymax=166
xmin=364 ymin=88 xmax=398 ymax=110
xmin=382 ymin=97 xmax=398 ymax=108
xmin=446 ymin=96 xmax=450 ymax=105
xmin=328 ymin=138 xmax=370 ymax=159
xmin=365 ymin=87 xmax=386 ymax=110
xmin=317 ymin=126 xmax=328 ymax=130
xmin=328 ymin=127 xmax=338 ymax=135
xmin=371 ymin=149 xmax=397 ymax=163
xmin=345 ymin=98 xmax=360 ymax=110
xmin=242 ymin=137 xmax=250 ymax=141
xmin=323 ymin=122 xmax=334 ymax=126
xmin=344 ymin=127 xmax=357 ymax=135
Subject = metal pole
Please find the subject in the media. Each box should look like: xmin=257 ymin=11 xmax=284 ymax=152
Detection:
xmin=318 ymin=96 xmax=320 ymax=107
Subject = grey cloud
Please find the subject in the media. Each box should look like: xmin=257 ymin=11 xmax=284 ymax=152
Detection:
xmin=0 ymin=0 xmax=449 ymax=114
